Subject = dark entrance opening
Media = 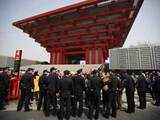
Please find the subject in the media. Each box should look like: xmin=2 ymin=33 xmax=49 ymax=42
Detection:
xmin=66 ymin=54 xmax=84 ymax=64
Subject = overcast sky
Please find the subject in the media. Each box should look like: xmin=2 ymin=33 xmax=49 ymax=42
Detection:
xmin=0 ymin=0 xmax=160 ymax=62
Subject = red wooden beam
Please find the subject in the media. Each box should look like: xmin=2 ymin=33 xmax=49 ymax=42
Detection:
xmin=24 ymin=6 xmax=131 ymax=35
xmin=28 ymin=14 xmax=129 ymax=40
xmin=20 ymin=2 xmax=132 ymax=36
xmin=49 ymin=43 xmax=106 ymax=51
xmin=40 ymin=34 xmax=115 ymax=47
xmin=31 ymin=17 xmax=127 ymax=41
xmin=34 ymin=25 xmax=122 ymax=45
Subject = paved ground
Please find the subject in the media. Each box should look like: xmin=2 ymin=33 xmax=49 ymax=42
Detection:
xmin=0 ymin=92 xmax=160 ymax=120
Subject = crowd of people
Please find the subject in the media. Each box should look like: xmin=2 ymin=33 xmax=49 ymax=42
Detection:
xmin=0 ymin=66 xmax=160 ymax=120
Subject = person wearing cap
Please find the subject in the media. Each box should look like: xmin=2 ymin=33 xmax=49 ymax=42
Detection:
xmin=37 ymin=70 xmax=49 ymax=113
xmin=72 ymin=69 xmax=85 ymax=118
xmin=0 ymin=67 xmax=11 ymax=110
xmin=17 ymin=68 xmax=34 ymax=111
xmin=88 ymin=69 xmax=101 ymax=120
xmin=59 ymin=70 xmax=73 ymax=120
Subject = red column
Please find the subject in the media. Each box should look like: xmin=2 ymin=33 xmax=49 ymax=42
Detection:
xmin=50 ymin=48 xmax=65 ymax=64
xmin=50 ymin=52 xmax=56 ymax=64
xmin=50 ymin=53 xmax=53 ymax=64
xmin=85 ymin=48 xmax=89 ymax=64
xmin=98 ymin=48 xmax=104 ymax=63
xmin=85 ymin=47 xmax=105 ymax=64
xmin=95 ymin=48 xmax=99 ymax=64
xmin=57 ymin=48 xmax=65 ymax=64
xmin=85 ymin=48 xmax=91 ymax=64
xmin=50 ymin=51 xmax=56 ymax=64
xmin=89 ymin=49 xmax=92 ymax=64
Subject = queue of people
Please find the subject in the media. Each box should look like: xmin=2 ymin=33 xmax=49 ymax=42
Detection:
xmin=0 ymin=66 xmax=160 ymax=120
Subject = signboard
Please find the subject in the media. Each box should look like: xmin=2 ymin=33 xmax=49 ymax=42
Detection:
xmin=80 ymin=60 xmax=86 ymax=65
xmin=14 ymin=50 xmax=22 ymax=73
xmin=15 ymin=50 xmax=22 ymax=60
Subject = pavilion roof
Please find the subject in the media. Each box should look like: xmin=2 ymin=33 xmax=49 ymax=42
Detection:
xmin=13 ymin=0 xmax=144 ymax=52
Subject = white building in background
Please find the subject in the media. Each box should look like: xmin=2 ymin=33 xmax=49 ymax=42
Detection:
xmin=109 ymin=44 xmax=160 ymax=70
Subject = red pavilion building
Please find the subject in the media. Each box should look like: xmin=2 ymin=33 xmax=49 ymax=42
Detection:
xmin=13 ymin=0 xmax=144 ymax=64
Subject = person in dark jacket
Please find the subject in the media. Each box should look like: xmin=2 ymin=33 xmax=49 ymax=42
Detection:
xmin=116 ymin=73 xmax=123 ymax=110
xmin=70 ymin=74 xmax=76 ymax=117
xmin=100 ymin=71 xmax=110 ymax=116
xmin=0 ymin=67 xmax=11 ymax=110
xmin=153 ymin=72 xmax=160 ymax=106
xmin=136 ymin=72 xmax=148 ymax=109
xmin=149 ymin=72 xmax=155 ymax=101
xmin=72 ymin=69 xmax=85 ymax=117
xmin=123 ymin=71 xmax=135 ymax=113
xmin=88 ymin=70 xmax=101 ymax=120
xmin=59 ymin=70 xmax=73 ymax=120
xmin=84 ymin=74 xmax=91 ymax=109
xmin=17 ymin=68 xmax=34 ymax=111
xmin=104 ymin=71 xmax=119 ymax=118
xmin=47 ymin=67 xmax=59 ymax=115
xmin=37 ymin=70 xmax=49 ymax=111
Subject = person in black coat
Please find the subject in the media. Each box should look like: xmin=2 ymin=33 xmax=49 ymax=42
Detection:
xmin=104 ymin=71 xmax=119 ymax=119
xmin=123 ymin=71 xmax=135 ymax=113
xmin=17 ymin=68 xmax=34 ymax=111
xmin=37 ymin=70 xmax=49 ymax=111
xmin=84 ymin=74 xmax=91 ymax=109
xmin=59 ymin=70 xmax=73 ymax=120
xmin=88 ymin=70 xmax=101 ymax=120
xmin=47 ymin=67 xmax=59 ymax=115
xmin=136 ymin=72 xmax=148 ymax=109
xmin=153 ymin=72 xmax=160 ymax=106
xmin=0 ymin=67 xmax=10 ymax=110
xmin=100 ymin=72 xmax=110 ymax=117
xmin=72 ymin=69 xmax=85 ymax=117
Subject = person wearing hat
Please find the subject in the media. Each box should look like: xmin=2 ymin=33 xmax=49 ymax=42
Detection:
xmin=17 ymin=68 xmax=34 ymax=111
xmin=59 ymin=70 xmax=73 ymax=120
xmin=72 ymin=69 xmax=85 ymax=118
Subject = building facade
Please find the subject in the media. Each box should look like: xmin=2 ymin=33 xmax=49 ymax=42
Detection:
xmin=13 ymin=0 xmax=144 ymax=64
